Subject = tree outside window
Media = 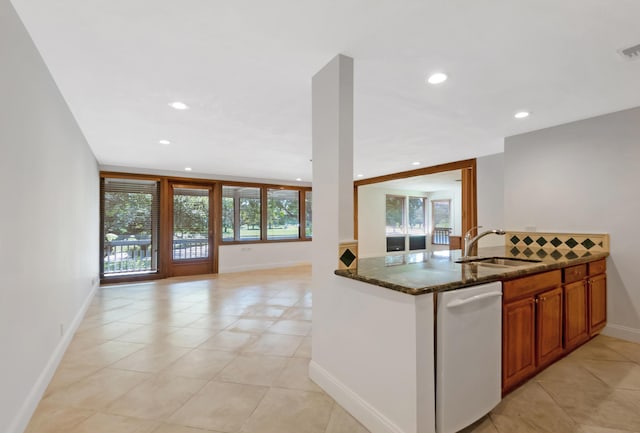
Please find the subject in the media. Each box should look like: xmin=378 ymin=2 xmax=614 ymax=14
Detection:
xmin=408 ymin=197 xmax=426 ymax=234
xmin=267 ymin=189 xmax=299 ymax=240
xmin=386 ymin=195 xmax=405 ymax=235
xmin=222 ymin=186 xmax=261 ymax=241
xmin=432 ymin=199 xmax=451 ymax=228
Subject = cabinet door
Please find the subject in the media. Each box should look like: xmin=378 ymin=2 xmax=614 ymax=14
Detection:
xmin=564 ymin=280 xmax=589 ymax=351
xmin=589 ymin=274 xmax=607 ymax=335
xmin=537 ymin=287 xmax=564 ymax=368
xmin=503 ymin=297 xmax=536 ymax=394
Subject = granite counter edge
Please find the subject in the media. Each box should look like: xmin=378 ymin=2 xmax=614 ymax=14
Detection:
xmin=334 ymin=252 xmax=610 ymax=296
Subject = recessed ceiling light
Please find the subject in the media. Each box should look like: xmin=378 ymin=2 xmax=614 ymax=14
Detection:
xmin=296 ymin=178 xmax=302 ymax=181
xmin=169 ymin=101 xmax=189 ymax=110
xmin=357 ymin=174 xmax=364 ymax=178
xmin=427 ymin=73 xmax=447 ymax=85
xmin=159 ymin=139 xmax=171 ymax=145
xmin=514 ymin=111 xmax=530 ymax=119
xmin=412 ymin=161 xmax=421 ymax=166
xmin=184 ymin=167 xmax=192 ymax=171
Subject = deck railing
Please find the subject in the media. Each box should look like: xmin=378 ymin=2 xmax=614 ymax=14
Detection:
xmin=432 ymin=227 xmax=452 ymax=245
xmin=103 ymin=239 xmax=153 ymax=274
xmin=104 ymin=237 xmax=210 ymax=274
xmin=172 ymin=238 xmax=209 ymax=260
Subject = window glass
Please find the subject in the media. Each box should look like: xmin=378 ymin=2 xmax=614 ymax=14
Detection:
xmin=102 ymin=178 xmax=159 ymax=275
xmin=385 ymin=195 xmax=405 ymax=235
xmin=267 ymin=189 xmax=300 ymax=240
xmin=408 ymin=197 xmax=426 ymax=235
xmin=222 ymin=186 xmax=261 ymax=241
xmin=305 ymin=191 xmax=312 ymax=238
xmin=432 ymin=199 xmax=451 ymax=228
xmin=173 ymin=188 xmax=209 ymax=260
xmin=431 ymin=199 xmax=452 ymax=245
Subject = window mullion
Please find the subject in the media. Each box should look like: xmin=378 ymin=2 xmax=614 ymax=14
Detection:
xmin=233 ymin=190 xmax=241 ymax=241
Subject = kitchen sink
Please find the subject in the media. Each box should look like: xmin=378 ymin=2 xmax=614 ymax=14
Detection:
xmin=456 ymin=257 xmax=542 ymax=267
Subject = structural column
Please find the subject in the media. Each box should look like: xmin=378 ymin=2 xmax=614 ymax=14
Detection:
xmin=311 ymin=54 xmax=354 ymax=279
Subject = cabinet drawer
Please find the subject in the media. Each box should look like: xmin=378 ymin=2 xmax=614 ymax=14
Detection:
xmin=564 ymin=264 xmax=587 ymax=283
xmin=503 ymin=270 xmax=562 ymax=302
xmin=588 ymin=259 xmax=606 ymax=276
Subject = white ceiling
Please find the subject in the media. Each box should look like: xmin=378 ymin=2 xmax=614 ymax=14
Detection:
xmin=10 ymin=0 xmax=640 ymax=183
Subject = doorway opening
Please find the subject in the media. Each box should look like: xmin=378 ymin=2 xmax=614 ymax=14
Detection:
xmin=354 ymin=159 xmax=477 ymax=258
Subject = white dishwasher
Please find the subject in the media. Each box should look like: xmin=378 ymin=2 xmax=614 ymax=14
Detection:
xmin=436 ymin=281 xmax=502 ymax=433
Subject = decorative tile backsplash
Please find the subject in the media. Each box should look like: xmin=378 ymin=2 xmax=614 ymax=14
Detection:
xmin=505 ymin=232 xmax=609 ymax=261
xmin=338 ymin=241 xmax=358 ymax=270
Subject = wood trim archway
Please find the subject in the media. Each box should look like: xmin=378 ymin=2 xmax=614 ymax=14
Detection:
xmin=353 ymin=158 xmax=477 ymax=243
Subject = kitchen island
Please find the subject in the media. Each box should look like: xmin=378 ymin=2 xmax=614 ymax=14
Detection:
xmin=311 ymin=240 xmax=609 ymax=433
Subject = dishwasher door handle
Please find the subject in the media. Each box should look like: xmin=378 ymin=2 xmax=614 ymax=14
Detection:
xmin=446 ymin=291 xmax=503 ymax=308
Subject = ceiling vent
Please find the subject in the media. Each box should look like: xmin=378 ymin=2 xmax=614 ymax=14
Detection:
xmin=619 ymin=43 xmax=640 ymax=61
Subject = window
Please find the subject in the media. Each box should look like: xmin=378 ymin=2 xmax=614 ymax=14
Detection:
xmin=432 ymin=199 xmax=452 ymax=245
xmin=385 ymin=195 xmax=405 ymax=235
xmin=305 ymin=191 xmax=312 ymax=238
xmin=221 ymin=184 xmax=310 ymax=243
xmin=101 ymin=178 xmax=159 ymax=276
xmin=267 ymin=189 xmax=300 ymax=240
xmin=408 ymin=197 xmax=426 ymax=234
xmin=222 ymin=186 xmax=261 ymax=241
xmin=432 ymin=199 xmax=451 ymax=228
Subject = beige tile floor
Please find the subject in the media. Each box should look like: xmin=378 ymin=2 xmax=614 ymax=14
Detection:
xmin=25 ymin=265 xmax=640 ymax=433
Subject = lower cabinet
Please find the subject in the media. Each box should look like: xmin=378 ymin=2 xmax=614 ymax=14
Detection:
xmin=564 ymin=280 xmax=590 ymax=350
xmin=589 ymin=273 xmax=607 ymax=335
xmin=536 ymin=286 xmax=564 ymax=368
xmin=502 ymin=297 xmax=536 ymax=391
xmin=502 ymin=270 xmax=562 ymax=394
xmin=502 ymin=258 xmax=608 ymax=395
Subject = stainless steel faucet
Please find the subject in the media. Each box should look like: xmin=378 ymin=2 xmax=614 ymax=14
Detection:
xmin=463 ymin=226 xmax=506 ymax=257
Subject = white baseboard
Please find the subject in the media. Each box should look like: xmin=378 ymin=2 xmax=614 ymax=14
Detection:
xmin=309 ymin=360 xmax=406 ymax=433
xmin=219 ymin=261 xmax=310 ymax=274
xmin=602 ymin=324 xmax=640 ymax=343
xmin=7 ymin=282 xmax=99 ymax=433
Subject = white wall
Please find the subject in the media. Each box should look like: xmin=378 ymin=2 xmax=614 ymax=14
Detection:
xmin=476 ymin=153 xmax=506 ymax=247
xmin=310 ymin=277 xmax=435 ymax=433
xmin=504 ymin=106 xmax=640 ymax=342
xmin=218 ymin=242 xmax=311 ymax=273
xmin=0 ymin=2 xmax=100 ymax=432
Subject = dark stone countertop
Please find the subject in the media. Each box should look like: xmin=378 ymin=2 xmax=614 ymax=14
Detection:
xmin=334 ymin=246 xmax=609 ymax=296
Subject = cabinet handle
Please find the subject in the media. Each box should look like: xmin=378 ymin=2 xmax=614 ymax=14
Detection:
xmin=535 ymin=298 xmax=539 ymax=304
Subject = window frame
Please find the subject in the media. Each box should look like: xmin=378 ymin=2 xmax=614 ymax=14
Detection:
xmin=100 ymin=172 xmax=312 ymax=284
xmin=431 ymin=199 xmax=452 ymax=231
xmin=219 ymin=181 xmax=312 ymax=245
xmin=408 ymin=196 xmax=427 ymax=235
xmin=221 ymin=185 xmax=263 ymax=242
xmin=385 ymin=194 xmax=407 ymax=236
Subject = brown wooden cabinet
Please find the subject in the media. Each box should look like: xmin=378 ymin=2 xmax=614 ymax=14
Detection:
xmin=563 ymin=264 xmax=589 ymax=351
xmin=502 ymin=258 xmax=608 ymax=395
xmin=502 ymin=297 xmax=536 ymax=391
xmin=536 ymin=286 xmax=564 ymax=368
xmin=502 ymin=269 xmax=562 ymax=394
xmin=564 ymin=280 xmax=589 ymax=349
xmin=588 ymin=260 xmax=607 ymax=335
